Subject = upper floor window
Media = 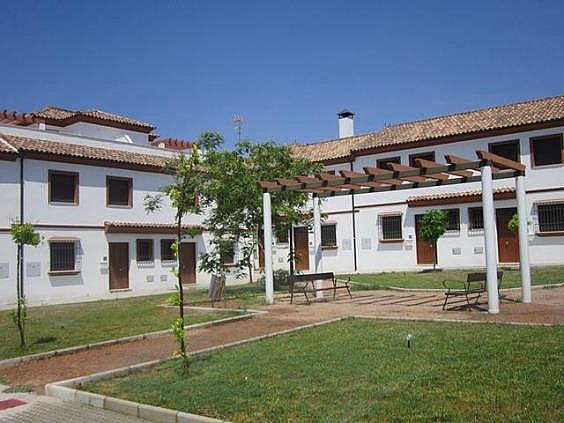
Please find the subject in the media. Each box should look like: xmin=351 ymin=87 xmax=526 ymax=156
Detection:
xmin=537 ymin=202 xmax=564 ymax=233
xmin=409 ymin=152 xmax=435 ymax=167
xmin=489 ymin=140 xmax=520 ymax=167
xmin=107 ymin=176 xmax=133 ymax=207
xmin=49 ymin=171 xmax=78 ymax=204
xmin=49 ymin=240 xmax=77 ymax=272
xmin=468 ymin=207 xmax=484 ymax=230
xmin=376 ymin=156 xmax=401 ymax=170
xmin=530 ymin=134 xmax=563 ymax=167
xmin=160 ymin=239 xmax=176 ymax=261
xmin=276 ymin=228 xmax=289 ymax=244
xmin=445 ymin=209 xmax=460 ymax=231
xmin=136 ymin=239 xmax=154 ymax=263
xmin=321 ymin=223 xmax=337 ymax=247
xmin=379 ymin=214 xmax=403 ymax=241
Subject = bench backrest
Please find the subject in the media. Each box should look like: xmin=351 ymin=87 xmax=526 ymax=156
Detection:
xmin=467 ymin=271 xmax=503 ymax=283
xmin=288 ymin=272 xmax=335 ymax=283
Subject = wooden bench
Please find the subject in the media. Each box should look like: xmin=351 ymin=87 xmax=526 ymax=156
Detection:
xmin=288 ymin=272 xmax=352 ymax=304
xmin=442 ymin=271 xmax=503 ymax=310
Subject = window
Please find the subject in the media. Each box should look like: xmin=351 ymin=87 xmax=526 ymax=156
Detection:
xmin=380 ymin=214 xmax=403 ymax=241
xmin=276 ymin=228 xmax=289 ymax=244
xmin=489 ymin=140 xmax=520 ymax=164
xmin=222 ymin=244 xmax=235 ymax=265
xmin=445 ymin=209 xmax=460 ymax=231
xmin=376 ymin=156 xmax=401 ymax=170
xmin=49 ymin=171 xmax=78 ymax=204
xmin=530 ymin=134 xmax=563 ymax=167
xmin=136 ymin=239 xmax=154 ymax=262
xmin=537 ymin=202 xmax=564 ymax=233
xmin=468 ymin=207 xmax=484 ymax=230
xmin=50 ymin=241 xmax=76 ymax=272
xmin=107 ymin=176 xmax=132 ymax=207
xmin=321 ymin=224 xmax=337 ymax=247
xmin=160 ymin=239 xmax=176 ymax=261
xmin=409 ymin=152 xmax=435 ymax=167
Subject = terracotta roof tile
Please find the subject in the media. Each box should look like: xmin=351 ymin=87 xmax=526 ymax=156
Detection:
xmin=407 ymin=187 xmax=515 ymax=206
xmin=104 ymin=221 xmax=204 ymax=234
xmin=294 ymin=95 xmax=564 ymax=162
xmin=1 ymin=134 xmax=169 ymax=171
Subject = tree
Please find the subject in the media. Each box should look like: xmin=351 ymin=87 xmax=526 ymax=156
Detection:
xmin=419 ymin=209 xmax=448 ymax=271
xmin=144 ymin=134 xmax=215 ymax=367
xmin=508 ymin=213 xmax=519 ymax=233
xmin=10 ymin=222 xmax=41 ymax=348
xmin=199 ymin=139 xmax=320 ymax=283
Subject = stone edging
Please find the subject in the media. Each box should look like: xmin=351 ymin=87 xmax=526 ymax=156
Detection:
xmin=45 ymin=317 xmax=348 ymax=423
xmin=0 ymin=309 xmax=266 ymax=369
xmin=347 ymin=282 xmax=564 ymax=292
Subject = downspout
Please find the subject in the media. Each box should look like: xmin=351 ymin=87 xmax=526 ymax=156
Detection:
xmin=19 ymin=154 xmax=25 ymax=297
xmin=350 ymin=159 xmax=358 ymax=272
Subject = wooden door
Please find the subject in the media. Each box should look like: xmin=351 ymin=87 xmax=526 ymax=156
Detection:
xmin=293 ymin=227 xmax=310 ymax=271
xmin=179 ymin=242 xmax=196 ymax=284
xmin=496 ymin=208 xmax=519 ymax=263
xmin=415 ymin=215 xmax=436 ymax=265
xmin=109 ymin=242 xmax=129 ymax=290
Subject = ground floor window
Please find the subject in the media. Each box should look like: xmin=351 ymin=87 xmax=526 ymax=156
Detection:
xmin=445 ymin=209 xmax=460 ymax=231
xmin=379 ymin=214 xmax=403 ymax=241
xmin=537 ymin=202 xmax=564 ymax=233
xmin=321 ymin=223 xmax=337 ymax=247
xmin=468 ymin=207 xmax=484 ymax=230
xmin=50 ymin=241 xmax=76 ymax=272
xmin=160 ymin=239 xmax=176 ymax=261
xmin=136 ymin=239 xmax=154 ymax=262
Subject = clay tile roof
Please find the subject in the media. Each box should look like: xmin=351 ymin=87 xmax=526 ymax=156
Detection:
xmin=151 ymin=137 xmax=194 ymax=150
xmin=32 ymin=106 xmax=155 ymax=131
xmin=407 ymin=187 xmax=516 ymax=206
xmin=0 ymin=134 xmax=169 ymax=171
xmin=104 ymin=221 xmax=204 ymax=234
xmin=294 ymin=94 xmax=564 ymax=162
xmin=0 ymin=136 xmax=18 ymax=154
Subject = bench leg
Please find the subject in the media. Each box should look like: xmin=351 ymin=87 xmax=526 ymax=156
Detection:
xmin=442 ymin=292 xmax=450 ymax=311
xmin=346 ymin=285 xmax=352 ymax=299
xmin=290 ymin=289 xmax=294 ymax=304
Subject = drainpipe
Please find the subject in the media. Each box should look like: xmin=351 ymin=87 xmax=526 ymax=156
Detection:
xmin=19 ymin=154 xmax=25 ymax=297
xmin=350 ymin=159 xmax=358 ymax=272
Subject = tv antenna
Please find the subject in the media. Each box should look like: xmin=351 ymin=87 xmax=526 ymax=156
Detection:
xmin=232 ymin=113 xmax=243 ymax=142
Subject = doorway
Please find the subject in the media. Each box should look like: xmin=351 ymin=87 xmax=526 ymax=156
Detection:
xmin=109 ymin=242 xmax=129 ymax=290
xmin=179 ymin=242 xmax=197 ymax=284
xmin=415 ymin=215 xmax=436 ymax=265
xmin=496 ymin=207 xmax=519 ymax=263
xmin=293 ymin=227 xmax=310 ymax=271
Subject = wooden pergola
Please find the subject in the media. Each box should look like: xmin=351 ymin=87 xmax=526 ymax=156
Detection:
xmin=257 ymin=150 xmax=531 ymax=314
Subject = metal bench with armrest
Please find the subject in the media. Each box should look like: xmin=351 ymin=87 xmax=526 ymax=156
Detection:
xmin=442 ymin=271 xmax=503 ymax=310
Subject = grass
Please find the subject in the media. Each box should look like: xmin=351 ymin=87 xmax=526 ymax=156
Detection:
xmin=82 ymin=319 xmax=564 ymax=422
xmin=340 ymin=265 xmax=564 ymax=290
xmin=0 ymin=283 xmax=263 ymax=361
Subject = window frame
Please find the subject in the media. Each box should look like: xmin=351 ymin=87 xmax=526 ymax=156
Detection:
xmin=48 ymin=170 xmax=79 ymax=205
xmin=49 ymin=240 xmax=78 ymax=275
xmin=529 ymin=134 xmax=564 ymax=168
xmin=488 ymin=139 xmax=520 ymax=168
xmin=321 ymin=223 xmax=338 ymax=248
xmin=444 ymin=208 xmax=461 ymax=232
xmin=468 ymin=207 xmax=484 ymax=231
xmin=536 ymin=201 xmax=564 ymax=235
xmin=136 ymin=239 xmax=154 ymax=263
xmin=376 ymin=156 xmax=401 ymax=170
xmin=409 ymin=152 xmax=435 ymax=167
xmin=160 ymin=239 xmax=176 ymax=262
xmin=106 ymin=176 xmax=133 ymax=208
xmin=379 ymin=214 xmax=403 ymax=243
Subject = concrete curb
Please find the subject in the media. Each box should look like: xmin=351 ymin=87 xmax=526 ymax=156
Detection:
xmin=46 ymin=317 xmax=349 ymax=423
xmin=349 ymin=282 xmax=564 ymax=293
xmin=0 ymin=309 xmax=265 ymax=369
xmin=352 ymin=314 xmax=557 ymax=327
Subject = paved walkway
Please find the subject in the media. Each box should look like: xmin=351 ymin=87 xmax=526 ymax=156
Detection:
xmin=0 ymin=286 xmax=562 ymax=421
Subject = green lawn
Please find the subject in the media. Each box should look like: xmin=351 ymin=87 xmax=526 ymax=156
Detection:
xmin=0 ymin=284 xmax=262 ymax=361
xmin=82 ymin=319 xmax=564 ymax=422
xmin=339 ymin=265 xmax=564 ymax=290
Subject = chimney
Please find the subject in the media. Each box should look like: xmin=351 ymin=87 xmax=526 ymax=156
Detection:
xmin=338 ymin=109 xmax=354 ymax=138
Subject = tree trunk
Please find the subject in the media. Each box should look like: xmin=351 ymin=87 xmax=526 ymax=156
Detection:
xmin=433 ymin=240 xmax=437 ymax=271
xmin=16 ymin=245 xmax=25 ymax=348
xmin=176 ymin=215 xmax=185 ymax=355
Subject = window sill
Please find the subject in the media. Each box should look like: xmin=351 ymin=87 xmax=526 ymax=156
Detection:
xmin=536 ymin=231 xmax=564 ymax=237
xmin=321 ymin=245 xmax=338 ymax=250
xmin=224 ymin=263 xmax=238 ymax=268
xmin=379 ymin=239 xmax=404 ymax=244
xmin=110 ymin=288 xmax=132 ymax=293
xmin=137 ymin=261 xmax=155 ymax=268
xmin=107 ymin=204 xmax=133 ymax=209
xmin=161 ymin=260 xmax=177 ymax=267
xmin=531 ymin=163 xmax=563 ymax=169
xmin=49 ymin=201 xmax=78 ymax=206
xmin=48 ymin=270 xmax=80 ymax=276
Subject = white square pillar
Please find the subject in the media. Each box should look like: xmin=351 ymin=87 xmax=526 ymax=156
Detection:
xmin=313 ymin=194 xmax=323 ymax=298
xmin=516 ymin=175 xmax=532 ymax=303
xmin=481 ymin=164 xmax=499 ymax=314
xmin=262 ymin=192 xmax=274 ymax=304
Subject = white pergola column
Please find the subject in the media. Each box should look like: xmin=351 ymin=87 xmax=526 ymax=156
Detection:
xmin=516 ymin=175 xmax=532 ymax=303
xmin=481 ymin=164 xmax=499 ymax=314
xmin=313 ymin=194 xmax=324 ymax=298
xmin=262 ymin=192 xmax=274 ymax=305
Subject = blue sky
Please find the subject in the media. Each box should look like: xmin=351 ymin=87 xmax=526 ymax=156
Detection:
xmin=1 ymin=0 xmax=563 ymax=147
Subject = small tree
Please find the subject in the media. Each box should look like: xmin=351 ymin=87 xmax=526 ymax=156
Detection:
xmin=10 ymin=222 xmax=41 ymax=348
xmin=419 ymin=209 xmax=448 ymax=271
xmin=144 ymin=134 xmax=214 ymax=368
xmin=508 ymin=213 xmax=519 ymax=233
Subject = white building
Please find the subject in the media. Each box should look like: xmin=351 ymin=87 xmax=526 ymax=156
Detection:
xmin=0 ymin=106 xmax=229 ymax=307
xmin=273 ymin=95 xmax=564 ymax=274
